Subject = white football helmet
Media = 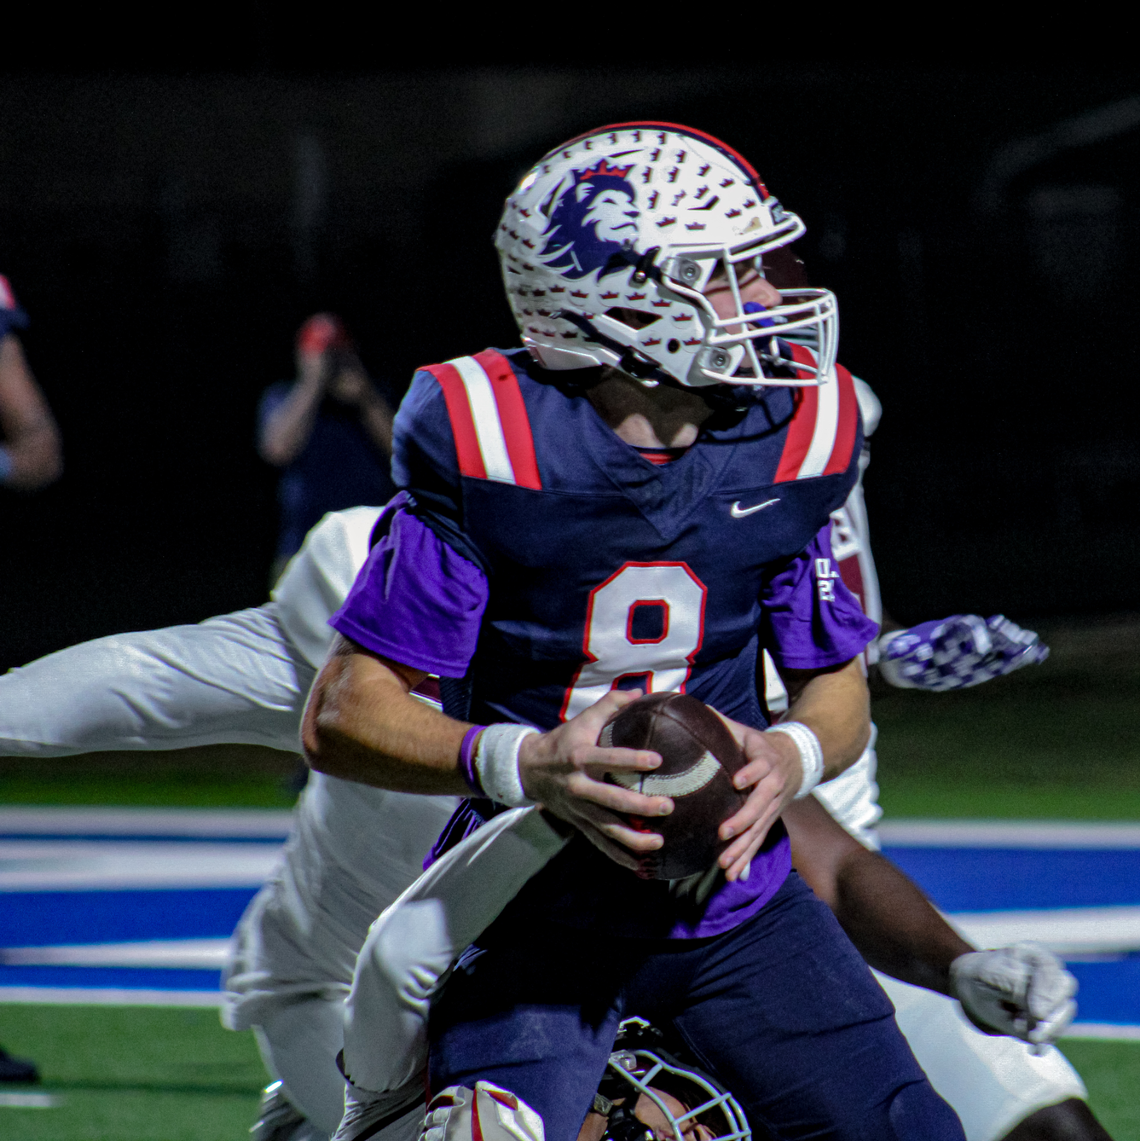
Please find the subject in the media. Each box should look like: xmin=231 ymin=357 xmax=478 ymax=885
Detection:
xmin=496 ymin=122 xmax=837 ymax=388
xmin=596 ymin=1019 xmax=751 ymax=1141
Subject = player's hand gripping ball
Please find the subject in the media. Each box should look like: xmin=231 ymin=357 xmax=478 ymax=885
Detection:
xmin=600 ymin=693 xmax=747 ymax=880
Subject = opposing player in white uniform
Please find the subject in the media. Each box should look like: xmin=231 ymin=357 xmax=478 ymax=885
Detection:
xmin=0 ymin=506 xmax=456 ymax=1136
xmin=0 ymin=427 xmax=1098 ymax=1141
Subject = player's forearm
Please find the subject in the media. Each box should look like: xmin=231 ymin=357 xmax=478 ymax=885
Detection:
xmin=0 ymin=335 xmax=63 ymax=489
xmin=359 ymin=391 xmax=394 ymax=455
xmin=259 ymin=380 xmax=324 ymax=465
xmin=786 ymin=796 xmax=972 ymax=994
xmin=1 ymin=422 xmax=62 ymax=488
xmin=302 ymin=638 xmax=472 ymax=795
xmin=833 ymin=846 xmax=973 ymax=993
xmin=780 ymin=658 xmax=870 ymax=780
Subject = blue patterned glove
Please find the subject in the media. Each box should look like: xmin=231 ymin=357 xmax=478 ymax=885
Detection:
xmin=878 ymin=614 xmax=1049 ymax=691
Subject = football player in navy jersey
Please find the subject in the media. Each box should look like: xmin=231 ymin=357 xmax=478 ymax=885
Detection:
xmin=302 ymin=124 xmax=965 ymax=1140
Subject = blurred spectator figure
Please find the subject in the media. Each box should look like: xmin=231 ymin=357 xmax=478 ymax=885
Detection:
xmin=0 ymin=273 xmax=51 ymax=1085
xmin=0 ymin=276 xmax=63 ymax=492
xmin=258 ymin=314 xmax=395 ymax=581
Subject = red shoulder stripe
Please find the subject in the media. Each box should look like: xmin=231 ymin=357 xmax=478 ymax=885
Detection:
xmin=773 ymin=344 xmax=820 ymax=483
xmin=423 ymin=361 xmax=486 ymax=480
xmin=474 ymin=350 xmax=542 ymax=490
xmin=822 ymin=363 xmax=859 ymax=477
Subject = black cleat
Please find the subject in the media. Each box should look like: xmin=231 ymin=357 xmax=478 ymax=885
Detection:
xmin=0 ymin=1045 xmax=40 ymax=1084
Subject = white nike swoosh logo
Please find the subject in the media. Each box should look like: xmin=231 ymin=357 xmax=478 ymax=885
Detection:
xmin=731 ymin=498 xmax=780 ymax=518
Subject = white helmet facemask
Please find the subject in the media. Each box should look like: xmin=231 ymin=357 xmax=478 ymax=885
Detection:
xmin=596 ymin=1019 xmax=751 ymax=1141
xmin=497 ymin=123 xmax=838 ymax=388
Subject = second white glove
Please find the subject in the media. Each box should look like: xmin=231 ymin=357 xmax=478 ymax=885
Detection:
xmin=949 ymin=942 xmax=1077 ymax=1052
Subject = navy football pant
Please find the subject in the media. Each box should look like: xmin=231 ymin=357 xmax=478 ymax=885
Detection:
xmin=429 ymin=872 xmax=964 ymax=1141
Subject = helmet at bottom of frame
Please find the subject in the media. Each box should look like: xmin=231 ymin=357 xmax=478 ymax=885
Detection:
xmin=593 ymin=1018 xmax=752 ymax=1141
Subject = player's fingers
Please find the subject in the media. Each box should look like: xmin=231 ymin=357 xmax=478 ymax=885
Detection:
xmin=728 ymin=747 xmax=781 ymax=793
xmin=570 ymin=802 xmax=664 ymax=854
xmin=580 ymin=744 xmax=661 ymax=774
xmin=580 ymin=748 xmax=663 ymax=793
xmin=719 ymin=817 xmax=775 ymax=881
xmin=576 ymin=823 xmax=645 ymax=871
xmin=718 ymin=770 xmax=786 ymax=841
xmin=574 ymin=688 xmax=644 ymax=738
xmin=566 ymin=770 xmax=672 ymax=819
xmin=1029 ymin=999 xmax=1077 ymax=1051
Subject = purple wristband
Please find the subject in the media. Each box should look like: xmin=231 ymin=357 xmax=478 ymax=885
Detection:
xmin=458 ymin=725 xmax=488 ymax=796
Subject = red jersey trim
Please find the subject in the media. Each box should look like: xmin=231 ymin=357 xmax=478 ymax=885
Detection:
xmin=424 ymin=361 xmax=488 ymax=480
xmin=774 ymin=345 xmax=859 ymax=482
xmin=823 ymin=363 xmax=859 ymax=478
xmin=473 ymin=350 xmax=542 ymax=490
xmin=773 ymin=344 xmax=820 ymax=482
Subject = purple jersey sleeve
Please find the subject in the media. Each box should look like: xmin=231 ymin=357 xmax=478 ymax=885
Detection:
xmin=761 ymin=523 xmax=879 ymax=671
xmin=329 ymin=493 xmax=489 ymax=677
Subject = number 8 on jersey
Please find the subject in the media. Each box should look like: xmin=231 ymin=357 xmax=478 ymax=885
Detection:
xmin=561 ymin=562 xmax=708 ymax=720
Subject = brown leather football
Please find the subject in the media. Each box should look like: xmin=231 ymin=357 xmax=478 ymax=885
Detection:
xmin=600 ymin=692 xmax=748 ymax=879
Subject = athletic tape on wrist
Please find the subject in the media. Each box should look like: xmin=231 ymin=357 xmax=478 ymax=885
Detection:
xmin=474 ymin=723 xmax=540 ymax=807
xmin=765 ymin=721 xmax=824 ymax=798
xmin=458 ymin=725 xmax=488 ymax=797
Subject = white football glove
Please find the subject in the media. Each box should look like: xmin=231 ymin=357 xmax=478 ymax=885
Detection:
xmin=949 ymin=942 xmax=1077 ymax=1052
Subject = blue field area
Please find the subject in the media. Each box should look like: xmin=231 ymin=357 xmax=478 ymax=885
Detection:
xmin=0 ymin=964 xmax=222 ymax=990
xmin=881 ymin=846 xmax=1140 ymax=912
xmin=1 ymin=887 xmax=257 ymax=947
xmin=1068 ymin=957 xmax=1140 ymax=1025
xmin=2 ymin=810 xmax=1139 ymax=1036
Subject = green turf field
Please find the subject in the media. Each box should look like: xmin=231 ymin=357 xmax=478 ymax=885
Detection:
xmin=0 ymin=1005 xmax=1137 ymax=1140
xmin=2 ymin=615 xmax=1138 ymax=1138
xmin=873 ymin=614 xmax=1140 ymax=819
xmin=0 ymin=1005 xmax=264 ymax=1141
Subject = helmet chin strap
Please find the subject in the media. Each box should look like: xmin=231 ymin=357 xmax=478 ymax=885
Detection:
xmin=556 ymin=310 xmax=676 ymax=388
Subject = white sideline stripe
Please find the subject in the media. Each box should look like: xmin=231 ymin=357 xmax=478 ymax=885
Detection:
xmin=450 ymin=356 xmax=516 ymax=484
xmin=797 ymin=366 xmax=839 ymax=479
xmin=949 ymin=906 xmax=1140 ymax=954
xmin=879 ymin=819 xmax=1140 ymax=848
xmin=0 ymin=806 xmax=294 ymax=839
xmin=3 ymin=938 xmax=232 ymax=969
xmin=0 ymin=840 xmax=282 ymax=890
xmin=1064 ymin=1022 xmax=1140 ymax=1041
xmin=0 ymin=1093 xmax=60 ymax=1108
xmin=0 ymin=986 xmax=225 ymax=1007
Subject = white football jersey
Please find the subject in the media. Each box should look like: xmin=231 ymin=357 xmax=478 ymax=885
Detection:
xmin=272 ymin=506 xmax=384 ymax=669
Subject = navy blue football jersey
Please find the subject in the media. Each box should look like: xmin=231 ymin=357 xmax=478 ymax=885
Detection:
xmin=391 ymin=346 xmax=864 ymax=733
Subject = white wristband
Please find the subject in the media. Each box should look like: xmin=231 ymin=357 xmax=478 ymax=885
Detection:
xmin=765 ymin=721 xmax=824 ymax=798
xmin=474 ymin=723 xmax=540 ymax=807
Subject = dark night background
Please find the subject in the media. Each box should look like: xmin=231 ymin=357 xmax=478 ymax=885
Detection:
xmin=3 ymin=62 xmax=1140 ymax=671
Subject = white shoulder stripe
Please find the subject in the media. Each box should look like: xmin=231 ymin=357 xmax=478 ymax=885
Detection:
xmin=448 ymin=356 xmax=517 ymax=484
xmin=797 ymin=366 xmax=840 ymax=479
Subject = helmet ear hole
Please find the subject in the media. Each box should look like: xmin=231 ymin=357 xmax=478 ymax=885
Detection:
xmin=605 ymin=308 xmax=660 ymax=331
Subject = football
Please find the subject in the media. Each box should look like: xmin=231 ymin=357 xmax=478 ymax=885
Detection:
xmin=600 ymin=692 xmax=748 ymax=879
